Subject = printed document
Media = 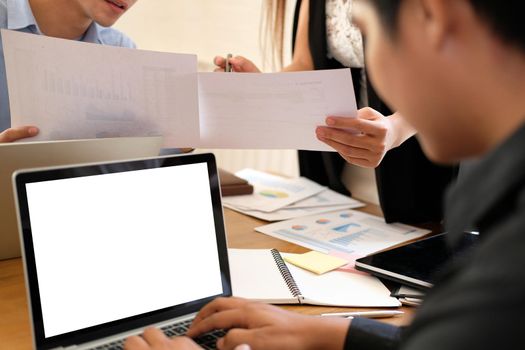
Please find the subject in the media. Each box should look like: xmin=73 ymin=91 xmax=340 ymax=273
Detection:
xmin=3 ymin=30 xmax=357 ymax=151
xmin=286 ymin=188 xmax=363 ymax=209
xmin=2 ymin=30 xmax=199 ymax=147
xmin=255 ymin=209 xmax=430 ymax=256
xmin=223 ymin=203 xmax=354 ymax=222
xmin=197 ymin=71 xmax=356 ymax=151
xmin=221 ymin=169 xmax=326 ymax=213
xmin=223 ymin=188 xmax=365 ymax=221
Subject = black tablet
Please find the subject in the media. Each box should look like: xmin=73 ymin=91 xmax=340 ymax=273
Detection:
xmin=355 ymin=232 xmax=479 ymax=290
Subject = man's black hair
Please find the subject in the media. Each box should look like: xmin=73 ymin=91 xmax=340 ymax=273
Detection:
xmin=368 ymin=0 xmax=525 ymax=52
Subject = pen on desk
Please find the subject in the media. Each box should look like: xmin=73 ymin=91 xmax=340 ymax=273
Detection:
xmin=320 ymin=310 xmax=404 ymax=319
xmin=225 ymin=53 xmax=233 ymax=72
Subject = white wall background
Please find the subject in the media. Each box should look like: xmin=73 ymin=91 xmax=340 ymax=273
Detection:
xmin=114 ymin=0 xmax=299 ymax=177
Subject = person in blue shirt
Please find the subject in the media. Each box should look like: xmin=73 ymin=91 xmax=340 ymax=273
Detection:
xmin=0 ymin=0 xmax=137 ymax=143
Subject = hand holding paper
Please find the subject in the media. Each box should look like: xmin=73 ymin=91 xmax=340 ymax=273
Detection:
xmin=3 ymin=30 xmax=357 ymax=151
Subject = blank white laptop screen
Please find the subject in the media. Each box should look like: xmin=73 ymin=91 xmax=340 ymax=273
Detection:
xmin=24 ymin=162 xmax=223 ymax=338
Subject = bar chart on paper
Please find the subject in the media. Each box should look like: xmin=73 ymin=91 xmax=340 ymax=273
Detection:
xmin=256 ymin=210 xmax=430 ymax=256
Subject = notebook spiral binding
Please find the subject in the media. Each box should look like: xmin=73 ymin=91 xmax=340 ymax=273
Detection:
xmin=270 ymin=249 xmax=303 ymax=300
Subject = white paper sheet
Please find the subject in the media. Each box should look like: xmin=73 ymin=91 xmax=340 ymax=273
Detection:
xmin=255 ymin=209 xmax=430 ymax=256
xmin=223 ymin=189 xmax=365 ymax=221
xmin=229 ymin=249 xmax=296 ymax=303
xmin=3 ymin=30 xmax=199 ymax=148
xmin=3 ymin=30 xmax=357 ymax=151
xmin=223 ymin=203 xmax=356 ymax=222
xmin=198 ymin=70 xmax=356 ymax=151
xmin=287 ymin=188 xmax=363 ymax=209
xmin=221 ymin=169 xmax=326 ymax=213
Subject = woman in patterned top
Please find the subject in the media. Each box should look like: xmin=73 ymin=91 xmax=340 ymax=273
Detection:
xmin=215 ymin=0 xmax=416 ymax=168
xmin=215 ymin=0 xmax=456 ymax=225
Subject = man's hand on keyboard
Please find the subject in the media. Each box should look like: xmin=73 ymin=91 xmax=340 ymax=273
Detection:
xmin=124 ymin=327 xmax=250 ymax=350
xmin=186 ymin=297 xmax=350 ymax=350
xmin=125 ymin=328 xmax=199 ymax=349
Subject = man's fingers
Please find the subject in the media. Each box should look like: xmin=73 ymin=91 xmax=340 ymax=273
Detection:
xmin=233 ymin=344 xmax=252 ymax=350
xmin=170 ymin=336 xmax=202 ymax=349
xmin=141 ymin=327 xmax=171 ymax=347
xmin=0 ymin=126 xmax=39 ymax=143
xmin=124 ymin=335 xmax=149 ymax=350
xmin=188 ymin=308 xmax=248 ymax=338
xmin=191 ymin=297 xmax=249 ymax=327
xmin=125 ymin=332 xmax=199 ymax=350
xmin=220 ymin=329 xmax=255 ymax=350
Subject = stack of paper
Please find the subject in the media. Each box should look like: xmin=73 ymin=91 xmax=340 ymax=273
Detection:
xmin=222 ymin=169 xmax=365 ymax=221
xmin=391 ymin=285 xmax=425 ymax=307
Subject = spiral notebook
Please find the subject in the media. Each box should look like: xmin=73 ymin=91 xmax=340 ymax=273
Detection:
xmin=228 ymin=249 xmax=400 ymax=307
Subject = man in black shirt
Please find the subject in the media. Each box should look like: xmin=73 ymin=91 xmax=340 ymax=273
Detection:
xmin=125 ymin=1 xmax=525 ymax=349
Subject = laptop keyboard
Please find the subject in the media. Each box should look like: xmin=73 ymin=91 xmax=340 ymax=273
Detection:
xmin=162 ymin=319 xmax=226 ymax=349
xmin=89 ymin=319 xmax=226 ymax=350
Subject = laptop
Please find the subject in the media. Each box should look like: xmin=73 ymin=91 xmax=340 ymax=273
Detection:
xmin=13 ymin=153 xmax=232 ymax=350
xmin=355 ymin=231 xmax=479 ymax=290
xmin=0 ymin=136 xmax=163 ymax=261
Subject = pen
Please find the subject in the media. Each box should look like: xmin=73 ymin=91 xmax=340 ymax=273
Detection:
xmin=225 ymin=53 xmax=233 ymax=72
xmin=320 ymin=310 xmax=404 ymax=319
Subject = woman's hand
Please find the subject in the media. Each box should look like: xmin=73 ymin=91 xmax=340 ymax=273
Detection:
xmin=213 ymin=56 xmax=261 ymax=73
xmin=316 ymin=108 xmax=416 ymax=168
xmin=0 ymin=126 xmax=39 ymax=143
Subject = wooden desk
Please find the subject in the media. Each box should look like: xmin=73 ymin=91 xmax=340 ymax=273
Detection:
xmin=0 ymin=206 xmax=416 ymax=349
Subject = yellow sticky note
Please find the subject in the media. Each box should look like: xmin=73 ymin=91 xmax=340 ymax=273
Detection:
xmin=284 ymin=251 xmax=348 ymax=275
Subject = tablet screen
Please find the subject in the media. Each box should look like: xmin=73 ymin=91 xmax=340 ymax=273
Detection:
xmin=355 ymin=232 xmax=479 ymax=289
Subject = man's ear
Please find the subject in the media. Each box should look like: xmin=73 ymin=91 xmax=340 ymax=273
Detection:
xmin=415 ymin=0 xmax=464 ymax=51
